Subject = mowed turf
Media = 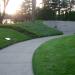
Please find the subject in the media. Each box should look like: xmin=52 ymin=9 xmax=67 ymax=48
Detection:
xmin=0 ymin=28 xmax=30 ymax=49
xmin=0 ymin=21 xmax=63 ymax=49
xmin=12 ymin=21 xmax=63 ymax=37
xmin=33 ymin=35 xmax=75 ymax=75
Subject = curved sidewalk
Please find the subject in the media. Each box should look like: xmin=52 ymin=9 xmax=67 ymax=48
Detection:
xmin=43 ymin=21 xmax=75 ymax=34
xmin=0 ymin=35 xmax=66 ymax=75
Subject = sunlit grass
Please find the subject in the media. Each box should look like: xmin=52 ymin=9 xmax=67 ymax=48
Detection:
xmin=33 ymin=35 xmax=75 ymax=75
xmin=0 ymin=28 xmax=30 ymax=49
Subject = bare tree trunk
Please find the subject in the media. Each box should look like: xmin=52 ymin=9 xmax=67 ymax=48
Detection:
xmin=69 ymin=0 xmax=71 ymax=12
xmin=58 ymin=0 xmax=61 ymax=16
xmin=0 ymin=0 xmax=9 ymax=24
xmin=32 ymin=0 xmax=36 ymax=21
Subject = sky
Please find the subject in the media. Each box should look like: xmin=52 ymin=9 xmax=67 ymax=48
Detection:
xmin=36 ymin=0 xmax=42 ymax=8
xmin=6 ymin=0 xmax=24 ymax=15
xmin=0 ymin=0 xmax=43 ymax=15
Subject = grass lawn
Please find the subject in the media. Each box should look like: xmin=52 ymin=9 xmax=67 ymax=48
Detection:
xmin=0 ymin=21 xmax=63 ymax=37
xmin=33 ymin=34 xmax=75 ymax=75
xmin=0 ymin=21 xmax=63 ymax=49
xmin=16 ymin=21 xmax=63 ymax=37
xmin=0 ymin=28 xmax=31 ymax=49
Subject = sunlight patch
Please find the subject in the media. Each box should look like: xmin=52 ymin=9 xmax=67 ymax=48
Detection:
xmin=5 ymin=38 xmax=11 ymax=41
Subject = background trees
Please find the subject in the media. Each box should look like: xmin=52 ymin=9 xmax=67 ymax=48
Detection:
xmin=36 ymin=0 xmax=75 ymax=20
xmin=0 ymin=0 xmax=75 ymax=23
xmin=0 ymin=0 xmax=9 ymax=23
xmin=14 ymin=0 xmax=36 ymax=22
xmin=13 ymin=0 xmax=32 ymax=22
xmin=0 ymin=0 xmax=36 ymax=23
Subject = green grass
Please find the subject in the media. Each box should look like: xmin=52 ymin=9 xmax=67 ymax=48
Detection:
xmin=0 ymin=25 xmax=37 ymax=38
xmin=16 ymin=21 xmax=63 ymax=37
xmin=0 ymin=28 xmax=31 ymax=49
xmin=0 ymin=21 xmax=63 ymax=37
xmin=33 ymin=35 xmax=75 ymax=75
xmin=0 ymin=21 xmax=63 ymax=49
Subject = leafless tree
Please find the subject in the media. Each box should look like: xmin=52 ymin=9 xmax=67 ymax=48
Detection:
xmin=32 ymin=0 xmax=36 ymax=21
xmin=0 ymin=0 xmax=9 ymax=24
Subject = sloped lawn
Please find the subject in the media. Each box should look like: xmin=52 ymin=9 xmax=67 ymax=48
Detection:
xmin=0 ymin=28 xmax=31 ymax=49
xmin=0 ymin=21 xmax=63 ymax=49
xmin=16 ymin=21 xmax=63 ymax=37
xmin=33 ymin=35 xmax=75 ymax=75
xmin=0 ymin=21 xmax=63 ymax=37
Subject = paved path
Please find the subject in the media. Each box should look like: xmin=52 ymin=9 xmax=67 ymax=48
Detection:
xmin=43 ymin=21 xmax=75 ymax=34
xmin=0 ymin=35 xmax=67 ymax=75
xmin=0 ymin=21 xmax=75 ymax=75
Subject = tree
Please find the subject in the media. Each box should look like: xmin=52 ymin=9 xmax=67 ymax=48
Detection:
xmin=36 ymin=7 xmax=56 ymax=20
xmin=32 ymin=0 xmax=36 ymax=21
xmin=21 ymin=0 xmax=32 ymax=15
xmin=43 ymin=0 xmax=61 ymax=15
xmin=0 ymin=0 xmax=9 ymax=24
xmin=15 ymin=0 xmax=36 ymax=21
xmin=19 ymin=0 xmax=32 ymax=21
xmin=70 ymin=0 xmax=75 ymax=11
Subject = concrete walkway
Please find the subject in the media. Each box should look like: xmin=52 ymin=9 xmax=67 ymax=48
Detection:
xmin=0 ymin=21 xmax=75 ymax=75
xmin=0 ymin=35 xmax=67 ymax=75
xmin=43 ymin=21 xmax=75 ymax=34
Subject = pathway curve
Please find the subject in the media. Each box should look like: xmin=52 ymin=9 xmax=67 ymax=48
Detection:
xmin=43 ymin=21 xmax=75 ymax=34
xmin=0 ymin=21 xmax=75 ymax=75
xmin=0 ymin=35 xmax=67 ymax=75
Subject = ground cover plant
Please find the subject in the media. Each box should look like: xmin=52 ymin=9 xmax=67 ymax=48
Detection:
xmin=33 ymin=34 xmax=75 ymax=75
